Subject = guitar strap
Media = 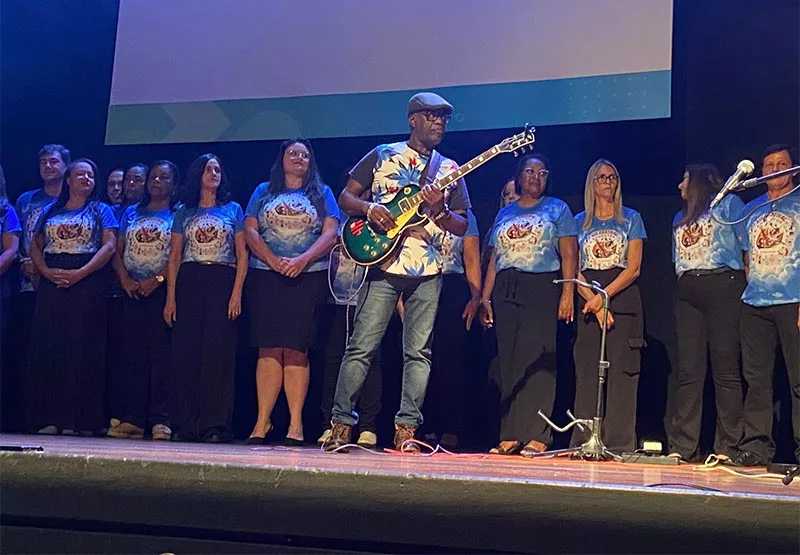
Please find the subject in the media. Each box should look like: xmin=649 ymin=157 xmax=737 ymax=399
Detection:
xmin=420 ymin=149 xmax=443 ymax=189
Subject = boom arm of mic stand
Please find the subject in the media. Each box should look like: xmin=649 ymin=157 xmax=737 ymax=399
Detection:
xmin=553 ymin=277 xmax=609 ymax=303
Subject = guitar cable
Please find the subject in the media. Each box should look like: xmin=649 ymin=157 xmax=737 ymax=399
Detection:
xmin=327 ymin=244 xmax=369 ymax=349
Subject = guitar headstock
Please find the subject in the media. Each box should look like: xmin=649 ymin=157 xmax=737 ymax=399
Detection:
xmin=497 ymin=125 xmax=536 ymax=157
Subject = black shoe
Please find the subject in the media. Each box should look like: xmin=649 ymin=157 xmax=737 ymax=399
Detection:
xmin=171 ymin=431 xmax=198 ymax=443
xmin=203 ymin=429 xmax=233 ymax=443
xmin=246 ymin=436 xmax=266 ymax=445
xmin=732 ymin=450 xmax=767 ymax=467
xmin=284 ymin=437 xmax=304 ymax=447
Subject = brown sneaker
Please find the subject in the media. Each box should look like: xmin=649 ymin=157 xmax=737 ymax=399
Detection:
xmin=322 ymin=421 xmax=352 ymax=453
xmin=107 ymin=422 xmax=144 ymax=439
xmin=394 ymin=424 xmax=419 ymax=453
xmin=152 ymin=424 xmax=172 ymax=441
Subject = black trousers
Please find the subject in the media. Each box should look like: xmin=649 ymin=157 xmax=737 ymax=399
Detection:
xmin=426 ymin=274 xmax=471 ymax=438
xmin=572 ymin=268 xmax=644 ymax=453
xmin=117 ymin=286 xmax=170 ymax=429
xmin=668 ymin=269 xmax=745 ymax=459
xmin=739 ymin=301 xmax=800 ymax=462
xmin=171 ymin=263 xmax=237 ymax=440
xmin=2 ymin=290 xmax=36 ymax=432
xmin=493 ymin=269 xmax=559 ymax=445
xmin=27 ymin=254 xmax=110 ymax=432
xmin=105 ymin=295 xmax=125 ymax=424
xmin=319 ymin=302 xmax=381 ymax=432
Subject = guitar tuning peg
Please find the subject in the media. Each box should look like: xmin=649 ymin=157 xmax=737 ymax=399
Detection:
xmin=513 ymin=151 xmax=519 ymax=158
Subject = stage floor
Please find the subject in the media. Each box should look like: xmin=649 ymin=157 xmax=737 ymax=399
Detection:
xmin=1 ymin=434 xmax=798 ymax=553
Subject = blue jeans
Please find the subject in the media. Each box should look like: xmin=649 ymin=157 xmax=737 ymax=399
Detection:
xmin=331 ymin=272 xmax=442 ymax=428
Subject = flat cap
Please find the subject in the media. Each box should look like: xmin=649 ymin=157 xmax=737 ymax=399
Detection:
xmin=407 ymin=92 xmax=454 ymax=116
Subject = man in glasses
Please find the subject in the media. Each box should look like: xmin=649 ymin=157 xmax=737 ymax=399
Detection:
xmin=324 ymin=92 xmax=471 ymax=453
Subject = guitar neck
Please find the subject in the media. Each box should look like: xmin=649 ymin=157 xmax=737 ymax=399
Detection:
xmin=406 ymin=145 xmax=502 ymax=210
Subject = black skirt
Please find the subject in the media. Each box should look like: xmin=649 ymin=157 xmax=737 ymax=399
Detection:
xmin=246 ymin=268 xmax=328 ymax=351
xmin=27 ymin=253 xmax=111 ymax=432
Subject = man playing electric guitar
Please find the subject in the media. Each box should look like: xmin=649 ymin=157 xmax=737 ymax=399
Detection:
xmin=324 ymin=92 xmax=471 ymax=452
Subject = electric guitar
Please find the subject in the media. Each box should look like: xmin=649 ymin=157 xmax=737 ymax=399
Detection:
xmin=341 ymin=126 xmax=536 ymax=266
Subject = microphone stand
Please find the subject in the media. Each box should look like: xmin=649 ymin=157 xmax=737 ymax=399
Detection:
xmin=528 ymin=278 xmax=621 ymax=461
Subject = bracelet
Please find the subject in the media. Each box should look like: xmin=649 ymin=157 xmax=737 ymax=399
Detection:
xmin=366 ymin=202 xmax=378 ymax=220
xmin=433 ymin=206 xmax=450 ymax=222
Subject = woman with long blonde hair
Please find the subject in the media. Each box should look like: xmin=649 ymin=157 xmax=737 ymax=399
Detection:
xmin=572 ymin=159 xmax=647 ymax=453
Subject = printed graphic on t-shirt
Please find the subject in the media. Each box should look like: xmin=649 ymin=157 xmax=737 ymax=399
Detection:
xmin=676 ymin=215 xmax=714 ymax=264
xmin=45 ymin=211 xmax=95 ymax=253
xmin=185 ymin=213 xmax=229 ymax=260
xmin=749 ymin=211 xmax=796 ymax=272
xmin=495 ymin=213 xmax=547 ymax=267
xmin=25 ymin=205 xmax=47 ymax=250
xmin=439 ymin=232 xmax=462 ymax=272
xmin=262 ymin=194 xmax=319 ymax=242
xmin=124 ymin=212 xmax=172 ymax=280
xmin=582 ymin=229 xmax=625 ymax=270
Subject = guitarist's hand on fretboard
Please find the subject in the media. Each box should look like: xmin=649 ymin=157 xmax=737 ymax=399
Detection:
xmin=420 ymin=184 xmax=445 ymax=215
xmin=367 ymin=203 xmax=396 ymax=232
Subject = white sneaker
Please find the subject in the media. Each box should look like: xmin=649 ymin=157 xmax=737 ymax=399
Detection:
xmin=152 ymin=424 xmax=172 ymax=441
xmin=37 ymin=425 xmax=58 ymax=435
xmin=317 ymin=428 xmax=331 ymax=445
xmin=357 ymin=430 xmax=378 ymax=448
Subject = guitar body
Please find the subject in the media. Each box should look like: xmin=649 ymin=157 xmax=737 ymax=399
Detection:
xmin=341 ymin=184 xmax=427 ymax=266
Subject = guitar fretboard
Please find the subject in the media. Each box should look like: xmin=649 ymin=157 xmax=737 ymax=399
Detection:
xmin=399 ymin=145 xmax=502 ymax=213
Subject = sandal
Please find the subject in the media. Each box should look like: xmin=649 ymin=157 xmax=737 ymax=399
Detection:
xmin=489 ymin=440 xmax=522 ymax=455
xmin=520 ymin=440 xmax=548 ymax=458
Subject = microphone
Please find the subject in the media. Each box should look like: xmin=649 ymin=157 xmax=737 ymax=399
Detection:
xmin=737 ymin=165 xmax=800 ymax=190
xmin=709 ymin=160 xmax=755 ymax=210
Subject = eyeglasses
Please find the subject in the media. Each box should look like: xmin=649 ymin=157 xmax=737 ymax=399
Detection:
xmin=127 ymin=176 xmax=146 ymax=184
xmin=419 ymin=110 xmax=452 ymax=124
xmin=522 ymin=168 xmax=550 ymax=179
xmin=594 ymin=174 xmax=619 ymax=184
xmin=287 ymin=149 xmax=310 ymax=161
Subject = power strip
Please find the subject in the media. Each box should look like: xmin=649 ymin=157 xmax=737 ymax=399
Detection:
xmin=620 ymin=452 xmax=680 ymax=466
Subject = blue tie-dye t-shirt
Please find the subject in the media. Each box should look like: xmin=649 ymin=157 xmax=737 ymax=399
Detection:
xmin=120 ymin=204 xmax=175 ymax=280
xmin=111 ymin=203 xmax=127 ymax=223
xmin=741 ymin=189 xmax=800 ymax=307
xmin=575 ymin=207 xmax=647 ymax=271
xmin=35 ymin=201 xmax=118 ymax=255
xmin=672 ymin=194 xmax=745 ymax=275
xmin=489 ymin=197 xmax=577 ymax=273
xmin=1 ymin=204 xmax=22 ymax=255
xmin=245 ymin=183 xmax=340 ymax=272
xmin=440 ymin=209 xmax=479 ymax=275
xmin=172 ymin=202 xmax=244 ymax=266
xmin=15 ymin=188 xmax=58 ymax=291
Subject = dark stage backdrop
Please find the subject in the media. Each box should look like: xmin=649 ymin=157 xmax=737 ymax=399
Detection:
xmin=1 ymin=0 xmax=798 ymax=454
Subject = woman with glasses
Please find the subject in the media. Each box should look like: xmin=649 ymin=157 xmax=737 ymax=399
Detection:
xmin=480 ymin=154 xmax=578 ymax=457
xmin=572 ymin=159 xmax=646 ymax=453
xmin=27 ymin=158 xmax=118 ymax=435
xmin=244 ymin=139 xmax=339 ymax=445
xmin=667 ymin=164 xmax=745 ymax=462
xmin=107 ymin=161 xmax=180 ymax=441
xmin=163 ymin=154 xmax=247 ymax=443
